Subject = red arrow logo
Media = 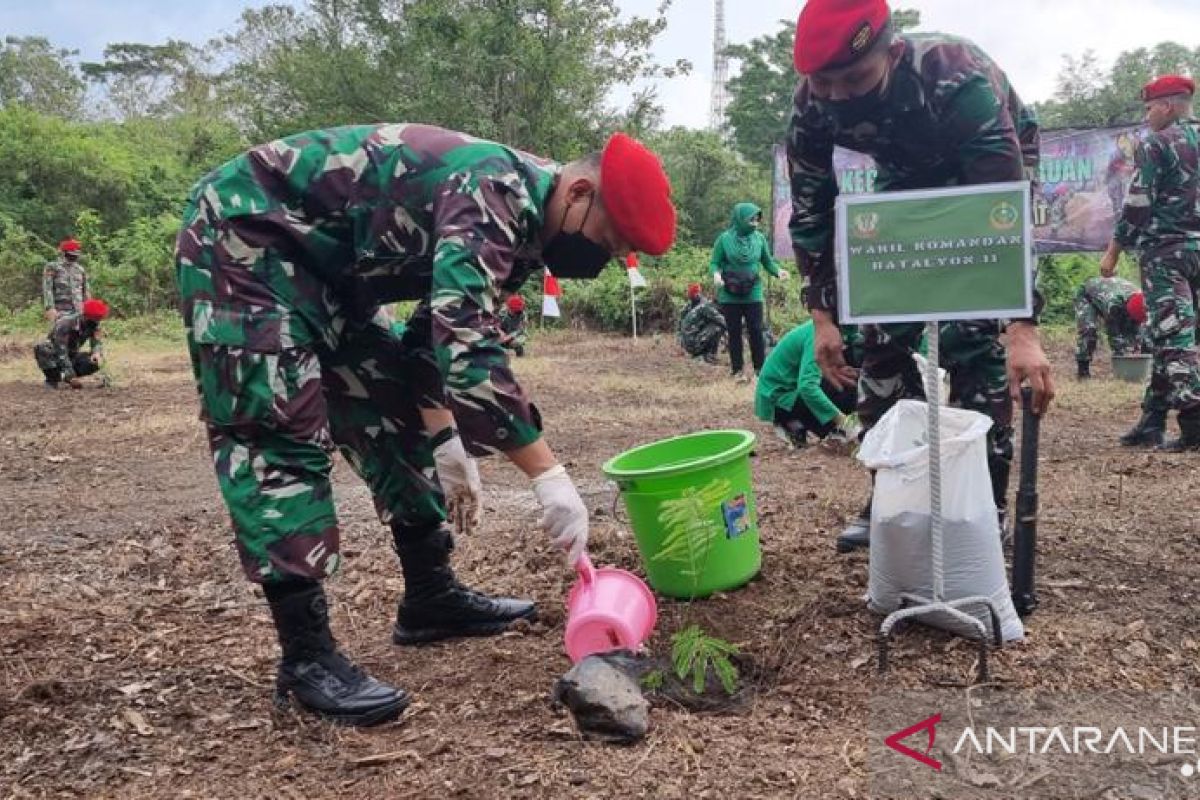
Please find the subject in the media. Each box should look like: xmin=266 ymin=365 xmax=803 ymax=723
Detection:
xmin=884 ymin=712 xmax=943 ymax=771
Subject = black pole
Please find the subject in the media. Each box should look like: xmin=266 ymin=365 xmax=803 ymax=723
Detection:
xmin=1011 ymin=386 xmax=1040 ymax=617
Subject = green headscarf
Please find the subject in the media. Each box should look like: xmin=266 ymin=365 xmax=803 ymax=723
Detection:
xmin=718 ymin=202 xmax=763 ymax=267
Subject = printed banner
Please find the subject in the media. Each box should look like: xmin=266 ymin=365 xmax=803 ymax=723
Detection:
xmin=772 ymin=124 xmax=1145 ymax=258
xmin=835 ymin=182 xmax=1034 ymax=324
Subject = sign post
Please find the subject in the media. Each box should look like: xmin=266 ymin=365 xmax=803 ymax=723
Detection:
xmin=835 ymin=182 xmax=1034 ymax=681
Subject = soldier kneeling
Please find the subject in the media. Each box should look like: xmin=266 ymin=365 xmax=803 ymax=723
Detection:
xmin=34 ymin=299 xmax=108 ymax=389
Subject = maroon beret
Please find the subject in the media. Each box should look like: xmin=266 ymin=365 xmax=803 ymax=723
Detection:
xmin=1142 ymin=75 xmax=1195 ymax=101
xmin=794 ymin=0 xmax=890 ymax=75
xmin=600 ymin=133 xmax=676 ymax=256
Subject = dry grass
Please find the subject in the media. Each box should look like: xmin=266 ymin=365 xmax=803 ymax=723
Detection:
xmin=1051 ymin=370 xmax=1146 ymax=414
xmin=0 ymin=335 xmax=184 ymax=385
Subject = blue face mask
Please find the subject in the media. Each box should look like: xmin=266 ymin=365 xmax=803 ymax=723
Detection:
xmin=542 ymin=196 xmax=612 ymax=279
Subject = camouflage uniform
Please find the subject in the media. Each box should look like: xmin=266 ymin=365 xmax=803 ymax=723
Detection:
xmin=788 ymin=33 xmax=1041 ymax=511
xmin=1074 ymin=276 xmax=1151 ymax=367
xmin=175 ymin=124 xmax=556 ymax=584
xmin=497 ymin=309 xmax=529 ymax=356
xmin=678 ymin=297 xmax=726 ymax=360
xmin=33 ymin=312 xmax=103 ymax=384
xmin=1114 ymin=117 xmax=1200 ymax=414
xmin=42 ymin=257 xmax=90 ymax=316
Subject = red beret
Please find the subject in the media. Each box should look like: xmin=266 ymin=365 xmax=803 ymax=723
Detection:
xmin=600 ymin=133 xmax=676 ymax=256
xmin=794 ymin=0 xmax=890 ymax=74
xmin=1142 ymin=75 xmax=1195 ymax=101
xmin=687 ymin=282 xmax=702 ymax=299
xmin=60 ymin=238 xmax=81 ymax=253
xmin=82 ymin=299 xmax=109 ymax=321
xmin=1126 ymin=292 xmax=1147 ymax=325
xmin=506 ymin=295 xmax=525 ymax=313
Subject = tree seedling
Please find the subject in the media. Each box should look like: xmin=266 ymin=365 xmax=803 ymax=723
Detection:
xmin=671 ymin=624 xmax=740 ymax=696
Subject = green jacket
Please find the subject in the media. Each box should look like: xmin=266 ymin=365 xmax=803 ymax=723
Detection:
xmin=755 ymin=321 xmax=861 ymax=425
xmin=710 ymin=202 xmax=781 ymax=304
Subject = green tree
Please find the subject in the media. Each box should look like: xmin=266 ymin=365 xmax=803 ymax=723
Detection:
xmin=0 ymin=36 xmax=85 ymax=118
xmin=1035 ymin=42 xmax=1200 ymax=128
xmin=649 ymin=127 xmax=770 ymax=247
xmin=723 ymin=21 xmax=794 ymax=170
xmin=218 ymin=0 xmax=687 ymax=156
xmin=0 ymin=105 xmax=245 ymax=312
xmin=724 ymin=9 xmax=920 ymax=171
xmin=0 ymin=106 xmax=243 ymax=238
xmin=81 ymin=40 xmax=221 ymax=119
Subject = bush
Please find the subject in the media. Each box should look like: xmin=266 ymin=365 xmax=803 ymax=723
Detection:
xmin=0 ymin=107 xmax=243 ymax=314
xmin=77 ymin=210 xmax=181 ymax=316
xmin=100 ymin=309 xmax=185 ymax=342
xmin=0 ymin=214 xmax=50 ymax=310
xmin=0 ymin=303 xmax=46 ymax=336
xmin=1036 ymin=252 xmax=1140 ymax=325
xmin=557 ymin=244 xmax=804 ymax=337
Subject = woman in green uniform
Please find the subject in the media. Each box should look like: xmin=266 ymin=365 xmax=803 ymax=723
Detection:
xmin=709 ymin=202 xmax=788 ymax=382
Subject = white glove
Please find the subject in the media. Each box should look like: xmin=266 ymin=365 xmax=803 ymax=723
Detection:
xmin=837 ymin=413 xmax=863 ymax=441
xmin=531 ymin=464 xmax=589 ymax=567
xmin=776 ymin=268 xmax=790 ymax=281
xmin=433 ymin=434 xmax=482 ymax=536
xmin=712 ymin=272 xmax=724 ymax=289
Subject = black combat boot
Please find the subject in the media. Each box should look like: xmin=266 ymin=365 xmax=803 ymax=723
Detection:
xmin=265 ymin=580 xmax=409 ymax=726
xmin=836 ymin=498 xmax=873 ymax=553
xmin=1077 ymin=360 xmax=1091 ymax=379
xmin=391 ymin=524 xmax=536 ymax=645
xmin=1120 ymin=408 xmax=1167 ymax=448
xmin=1159 ymin=408 xmax=1200 ymax=452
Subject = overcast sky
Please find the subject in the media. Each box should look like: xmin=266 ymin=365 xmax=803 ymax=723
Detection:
xmin=7 ymin=0 xmax=1200 ymax=128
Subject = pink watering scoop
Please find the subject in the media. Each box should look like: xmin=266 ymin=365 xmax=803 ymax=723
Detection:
xmin=564 ymin=554 xmax=658 ymax=663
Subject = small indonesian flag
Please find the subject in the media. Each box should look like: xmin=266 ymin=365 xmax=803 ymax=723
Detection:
xmin=542 ymin=269 xmax=561 ymax=318
xmin=626 ymin=252 xmax=646 ymax=289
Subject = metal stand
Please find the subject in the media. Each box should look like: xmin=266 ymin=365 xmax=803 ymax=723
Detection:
xmin=877 ymin=320 xmax=1003 ymax=682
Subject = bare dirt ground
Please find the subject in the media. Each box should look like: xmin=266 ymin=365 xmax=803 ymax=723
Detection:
xmin=2 ymin=329 xmax=1199 ymax=799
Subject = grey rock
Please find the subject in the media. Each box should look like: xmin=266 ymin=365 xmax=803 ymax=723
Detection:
xmin=553 ymin=652 xmax=650 ymax=743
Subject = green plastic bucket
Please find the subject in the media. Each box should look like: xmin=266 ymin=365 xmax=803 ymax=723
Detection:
xmin=1112 ymin=354 xmax=1153 ymax=383
xmin=602 ymin=430 xmax=761 ymax=599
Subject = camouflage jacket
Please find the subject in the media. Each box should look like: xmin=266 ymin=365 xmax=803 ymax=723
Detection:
xmin=1114 ymin=118 xmax=1200 ymax=255
xmin=179 ymin=124 xmax=559 ymax=456
xmin=678 ymin=298 xmax=726 ymax=350
xmin=43 ymin=312 xmax=103 ymax=378
xmin=1077 ymin=275 xmax=1138 ymax=317
xmin=788 ymin=33 xmax=1039 ymax=314
xmin=42 ymin=258 xmax=90 ymax=314
xmin=497 ymin=309 xmax=528 ymax=349
xmin=1075 ymin=276 xmax=1153 ymax=352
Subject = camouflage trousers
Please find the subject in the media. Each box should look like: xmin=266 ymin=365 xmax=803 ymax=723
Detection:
xmin=1140 ymin=248 xmax=1200 ymax=413
xmin=681 ymin=324 xmax=724 ymax=358
xmin=1074 ymin=299 xmax=1139 ymax=365
xmin=33 ymin=345 xmax=98 ymax=383
xmin=858 ymin=320 xmax=1013 ymax=510
xmin=177 ymin=208 xmax=446 ymax=585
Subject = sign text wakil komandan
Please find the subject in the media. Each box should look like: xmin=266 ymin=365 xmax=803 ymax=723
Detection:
xmin=835 ymin=181 xmax=1033 ymax=324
